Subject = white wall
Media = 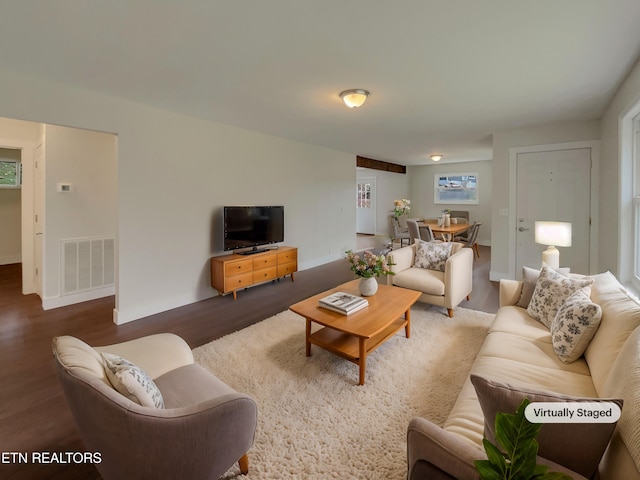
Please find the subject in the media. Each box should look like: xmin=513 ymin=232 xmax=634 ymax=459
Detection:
xmin=490 ymin=121 xmax=601 ymax=280
xmin=600 ymin=57 xmax=640 ymax=281
xmin=42 ymin=125 xmax=118 ymax=303
xmin=0 ymin=69 xmax=356 ymax=324
xmin=0 ymin=147 xmax=21 ymax=264
xmin=356 ymin=167 xmax=409 ymax=238
xmin=407 ymin=160 xmax=493 ymax=246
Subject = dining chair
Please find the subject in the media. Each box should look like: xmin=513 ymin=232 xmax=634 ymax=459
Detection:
xmin=406 ymin=219 xmax=421 ymax=245
xmin=449 ymin=210 xmax=469 ymax=221
xmin=419 ymin=224 xmax=435 ymax=242
xmin=460 ymin=222 xmax=482 ymax=258
xmin=391 ymin=216 xmax=411 ymax=247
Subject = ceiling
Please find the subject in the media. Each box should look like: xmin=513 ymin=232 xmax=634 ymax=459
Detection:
xmin=1 ymin=1 xmax=640 ymax=166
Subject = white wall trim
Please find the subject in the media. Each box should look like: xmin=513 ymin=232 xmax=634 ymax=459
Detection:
xmin=0 ymin=138 xmax=36 ymax=294
xmin=618 ymin=97 xmax=640 ymax=283
xmin=42 ymin=285 xmax=115 ymax=310
xmin=0 ymin=254 xmax=22 ymax=265
xmin=508 ymin=140 xmax=600 ymax=278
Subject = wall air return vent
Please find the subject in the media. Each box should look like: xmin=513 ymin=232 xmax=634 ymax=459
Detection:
xmin=61 ymin=236 xmax=115 ymax=295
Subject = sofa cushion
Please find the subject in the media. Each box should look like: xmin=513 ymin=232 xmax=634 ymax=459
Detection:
xmin=600 ymin=327 xmax=640 ymax=473
xmin=102 ymin=352 xmax=165 ymax=408
xmin=470 ymin=375 xmax=622 ymax=479
xmin=527 ymin=266 xmax=593 ymax=328
xmin=154 ymin=364 xmax=237 ymax=409
xmin=414 ymin=240 xmax=452 ymax=272
xmin=551 ymin=287 xmax=602 ymax=363
xmin=586 ymin=272 xmax=640 ymax=394
xmin=393 ymin=267 xmax=445 ymax=296
xmin=52 ymin=335 xmax=112 ymax=387
xmin=516 ymin=265 xmax=571 ymax=309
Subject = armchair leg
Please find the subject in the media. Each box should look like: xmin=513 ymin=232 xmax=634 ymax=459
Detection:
xmin=239 ymin=454 xmax=249 ymax=475
xmin=447 ymin=308 xmax=454 ymax=318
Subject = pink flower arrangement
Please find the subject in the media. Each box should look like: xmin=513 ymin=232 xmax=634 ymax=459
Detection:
xmin=345 ymin=250 xmax=395 ymax=278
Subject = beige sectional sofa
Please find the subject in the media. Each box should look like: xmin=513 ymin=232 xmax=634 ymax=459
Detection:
xmin=407 ymin=270 xmax=640 ymax=479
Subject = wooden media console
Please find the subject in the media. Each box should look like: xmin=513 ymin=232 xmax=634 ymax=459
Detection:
xmin=210 ymin=246 xmax=297 ymax=299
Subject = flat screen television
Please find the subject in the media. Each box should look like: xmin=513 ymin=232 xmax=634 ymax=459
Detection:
xmin=223 ymin=206 xmax=284 ymax=254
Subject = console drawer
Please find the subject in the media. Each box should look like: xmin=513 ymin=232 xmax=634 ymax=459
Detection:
xmin=253 ymin=255 xmax=277 ymax=270
xmin=278 ymin=262 xmax=297 ymax=277
xmin=224 ymin=259 xmax=252 ymax=276
xmin=253 ymin=266 xmax=277 ymax=283
xmin=225 ymin=271 xmax=253 ymax=290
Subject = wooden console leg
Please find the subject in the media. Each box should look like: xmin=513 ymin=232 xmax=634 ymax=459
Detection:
xmin=238 ymin=454 xmax=249 ymax=475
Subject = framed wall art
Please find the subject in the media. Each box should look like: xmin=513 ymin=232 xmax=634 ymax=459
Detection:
xmin=434 ymin=173 xmax=478 ymax=205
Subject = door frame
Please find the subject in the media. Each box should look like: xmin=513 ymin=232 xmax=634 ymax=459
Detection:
xmin=0 ymin=138 xmax=37 ymax=295
xmin=508 ymin=140 xmax=600 ymax=279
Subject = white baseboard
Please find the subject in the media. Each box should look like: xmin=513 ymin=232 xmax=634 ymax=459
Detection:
xmin=42 ymin=286 xmax=115 ymax=310
xmin=0 ymin=254 xmax=21 ymax=265
xmin=489 ymin=270 xmax=512 ymax=282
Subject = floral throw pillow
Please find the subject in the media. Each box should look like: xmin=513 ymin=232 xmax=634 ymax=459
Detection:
xmin=101 ymin=352 xmax=165 ymax=408
xmin=527 ymin=266 xmax=593 ymax=328
xmin=551 ymin=287 xmax=603 ymax=363
xmin=414 ymin=241 xmax=452 ymax=272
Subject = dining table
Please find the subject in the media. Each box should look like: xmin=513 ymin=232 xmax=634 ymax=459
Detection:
xmin=418 ymin=221 xmax=471 ymax=242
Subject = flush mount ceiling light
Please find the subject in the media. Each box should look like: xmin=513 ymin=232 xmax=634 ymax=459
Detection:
xmin=430 ymin=154 xmax=443 ymax=162
xmin=339 ymin=89 xmax=370 ymax=108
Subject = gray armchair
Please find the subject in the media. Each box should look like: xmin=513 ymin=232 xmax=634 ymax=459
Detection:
xmin=53 ymin=333 xmax=257 ymax=480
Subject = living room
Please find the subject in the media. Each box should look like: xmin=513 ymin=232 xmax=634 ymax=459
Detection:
xmin=2 ymin=2 xmax=640 ymax=479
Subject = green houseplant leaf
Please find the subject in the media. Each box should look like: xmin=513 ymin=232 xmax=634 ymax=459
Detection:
xmin=474 ymin=398 xmax=573 ymax=480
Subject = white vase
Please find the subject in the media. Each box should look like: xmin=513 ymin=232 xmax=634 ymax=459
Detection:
xmin=359 ymin=276 xmax=378 ymax=296
xmin=444 ymin=214 xmax=451 ymax=227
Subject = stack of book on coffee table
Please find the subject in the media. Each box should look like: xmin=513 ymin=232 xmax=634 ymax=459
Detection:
xmin=318 ymin=292 xmax=368 ymax=315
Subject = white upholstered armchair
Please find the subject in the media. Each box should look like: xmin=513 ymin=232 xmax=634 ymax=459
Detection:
xmin=386 ymin=241 xmax=473 ymax=317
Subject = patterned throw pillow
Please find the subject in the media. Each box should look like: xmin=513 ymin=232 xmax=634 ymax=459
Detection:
xmin=551 ymin=287 xmax=603 ymax=363
xmin=101 ymin=352 xmax=165 ymax=408
xmin=516 ymin=265 xmax=571 ymax=309
xmin=414 ymin=241 xmax=452 ymax=272
xmin=527 ymin=266 xmax=593 ymax=328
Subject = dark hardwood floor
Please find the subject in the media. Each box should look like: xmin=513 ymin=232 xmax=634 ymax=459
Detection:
xmin=0 ymin=245 xmax=497 ymax=479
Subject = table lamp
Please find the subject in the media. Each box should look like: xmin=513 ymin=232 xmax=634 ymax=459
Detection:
xmin=534 ymin=221 xmax=572 ymax=269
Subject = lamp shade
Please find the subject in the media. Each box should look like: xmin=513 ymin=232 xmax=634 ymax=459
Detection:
xmin=340 ymin=89 xmax=369 ymax=108
xmin=534 ymin=221 xmax=572 ymax=247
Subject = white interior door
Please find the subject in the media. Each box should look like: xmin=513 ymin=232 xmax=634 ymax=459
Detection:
xmin=356 ymin=177 xmax=376 ymax=235
xmin=516 ymin=148 xmax=591 ymax=275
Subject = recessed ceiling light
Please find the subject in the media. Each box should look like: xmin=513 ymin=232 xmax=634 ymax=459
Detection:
xmin=430 ymin=154 xmax=443 ymax=161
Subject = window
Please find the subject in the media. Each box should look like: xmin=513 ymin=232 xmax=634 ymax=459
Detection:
xmin=0 ymin=160 xmax=22 ymax=188
xmin=356 ymin=182 xmax=371 ymax=208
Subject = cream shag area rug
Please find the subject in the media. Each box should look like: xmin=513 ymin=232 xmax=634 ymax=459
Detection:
xmin=193 ymin=304 xmax=494 ymax=479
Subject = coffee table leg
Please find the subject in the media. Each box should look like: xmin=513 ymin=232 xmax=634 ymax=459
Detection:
xmin=306 ymin=319 xmax=312 ymax=357
xmin=358 ymin=338 xmax=366 ymax=386
xmin=405 ymin=308 xmax=411 ymax=338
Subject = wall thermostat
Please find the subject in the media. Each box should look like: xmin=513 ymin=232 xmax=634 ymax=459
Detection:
xmin=56 ymin=183 xmax=73 ymax=193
